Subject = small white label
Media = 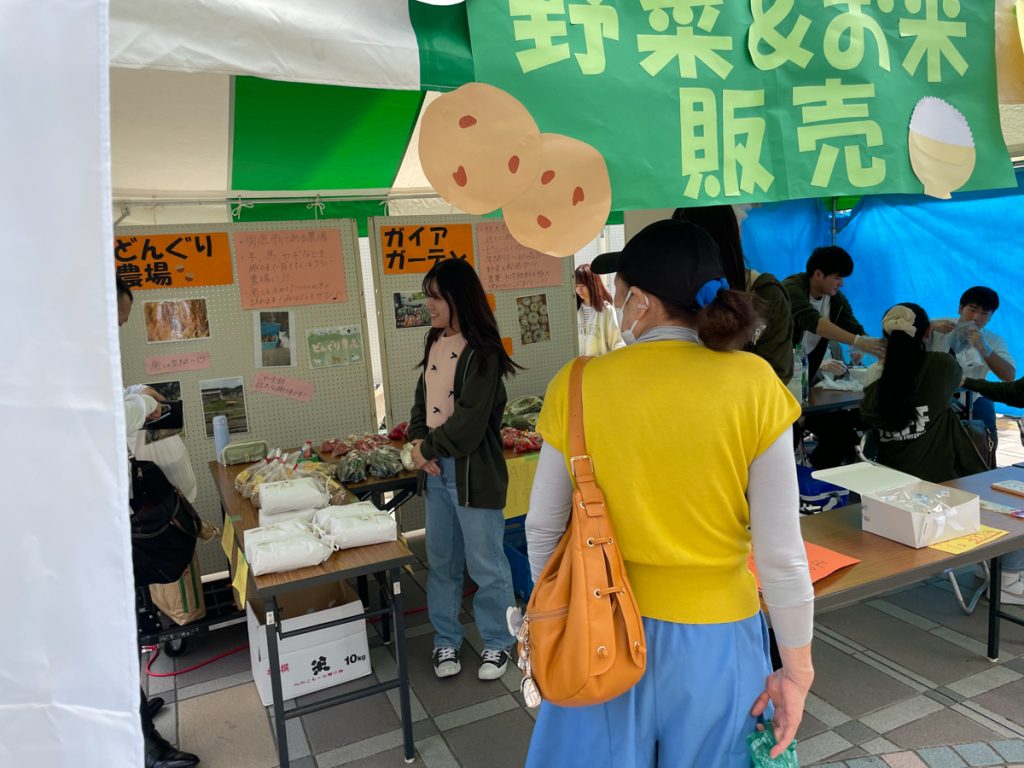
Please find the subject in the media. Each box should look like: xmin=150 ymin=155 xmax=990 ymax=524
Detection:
xmin=393 ymin=581 xmax=402 ymax=595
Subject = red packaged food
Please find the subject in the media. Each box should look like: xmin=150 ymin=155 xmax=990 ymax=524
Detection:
xmin=388 ymin=421 xmax=409 ymax=442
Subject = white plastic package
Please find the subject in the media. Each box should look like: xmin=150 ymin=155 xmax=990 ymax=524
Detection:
xmin=244 ymin=519 xmax=334 ymax=576
xmin=313 ymin=503 xmax=398 ymax=550
xmin=260 ymin=477 xmax=330 ymax=515
xmin=257 ymin=507 xmax=318 ymax=527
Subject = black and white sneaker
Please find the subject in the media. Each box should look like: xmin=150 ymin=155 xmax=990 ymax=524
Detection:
xmin=478 ymin=648 xmax=510 ymax=680
xmin=433 ymin=647 xmax=461 ymax=678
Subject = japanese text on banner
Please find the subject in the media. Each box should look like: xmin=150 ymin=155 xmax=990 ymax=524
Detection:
xmin=114 ymin=232 xmax=233 ymax=290
xmin=381 ymin=224 xmax=475 ymax=274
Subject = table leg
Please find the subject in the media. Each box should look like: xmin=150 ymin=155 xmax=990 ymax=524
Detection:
xmin=390 ymin=566 xmax=415 ymax=763
xmin=987 ymin=555 xmax=1002 ymax=662
xmin=357 ymin=575 xmax=369 ymax=609
xmin=378 ymin=573 xmax=392 ymax=644
xmin=265 ymin=599 xmax=290 ymax=768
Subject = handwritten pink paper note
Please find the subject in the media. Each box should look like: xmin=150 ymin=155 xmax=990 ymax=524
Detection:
xmin=234 ymin=228 xmax=347 ymax=309
xmin=144 ymin=351 xmax=212 ymax=375
xmin=251 ymin=371 xmax=315 ymax=402
xmin=476 ymin=220 xmax=564 ymax=291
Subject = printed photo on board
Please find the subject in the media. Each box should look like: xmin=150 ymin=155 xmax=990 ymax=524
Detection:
xmin=144 ymin=299 xmax=211 ymax=343
xmin=307 ymin=325 xmax=364 ymax=368
xmin=393 ymin=291 xmax=432 ymax=328
xmin=144 ymin=380 xmax=186 ymax=442
xmin=253 ymin=310 xmax=296 ymax=368
xmin=199 ymin=376 xmax=249 ymax=436
xmin=516 ymin=293 xmax=550 ymax=345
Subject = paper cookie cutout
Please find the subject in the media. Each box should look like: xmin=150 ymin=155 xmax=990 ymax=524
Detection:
xmin=908 ymin=97 xmax=976 ymax=200
xmin=502 ymin=133 xmax=611 ymax=257
xmin=419 ymin=82 xmax=542 ymax=215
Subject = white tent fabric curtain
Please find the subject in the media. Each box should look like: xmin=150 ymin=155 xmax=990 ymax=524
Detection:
xmin=110 ymin=0 xmax=424 ymax=90
xmin=1 ymin=1 xmax=141 ymax=766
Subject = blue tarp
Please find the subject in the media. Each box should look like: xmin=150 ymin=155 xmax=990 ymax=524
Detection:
xmin=743 ymin=170 xmax=1024 ymax=415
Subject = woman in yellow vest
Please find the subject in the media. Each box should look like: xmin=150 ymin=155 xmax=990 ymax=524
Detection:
xmin=526 ymin=220 xmax=815 ymax=766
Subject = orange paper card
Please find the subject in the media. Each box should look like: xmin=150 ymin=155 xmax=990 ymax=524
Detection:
xmin=749 ymin=542 xmax=860 ymax=591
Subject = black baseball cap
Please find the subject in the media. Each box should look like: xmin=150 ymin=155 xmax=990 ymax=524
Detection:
xmin=590 ymin=219 xmax=725 ymax=308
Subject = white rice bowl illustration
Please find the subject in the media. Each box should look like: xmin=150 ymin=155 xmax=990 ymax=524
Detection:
xmin=907 ymin=97 xmax=976 ymax=200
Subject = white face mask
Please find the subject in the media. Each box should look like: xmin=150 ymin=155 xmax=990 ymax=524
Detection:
xmin=619 ymin=289 xmax=640 ymax=345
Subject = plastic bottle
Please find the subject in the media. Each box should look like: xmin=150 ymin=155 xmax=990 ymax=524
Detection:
xmin=213 ymin=415 xmax=230 ymax=463
xmin=788 ymin=344 xmax=805 ymax=403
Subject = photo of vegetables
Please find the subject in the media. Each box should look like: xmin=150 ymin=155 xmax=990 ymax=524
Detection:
xmin=516 ymin=293 xmax=550 ymax=345
xmin=393 ymin=291 xmax=432 ymax=329
xmin=199 ymin=376 xmax=250 ymax=436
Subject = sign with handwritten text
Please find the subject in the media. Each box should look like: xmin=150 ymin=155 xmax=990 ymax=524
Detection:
xmin=749 ymin=541 xmax=859 ymax=590
xmin=928 ymin=525 xmax=1008 ymax=554
xmin=144 ymin=351 xmax=213 ymax=375
xmin=380 ymin=223 xmax=475 ymax=274
xmin=477 ymin=221 xmax=563 ymax=291
xmin=234 ymin=229 xmax=347 ymax=309
xmin=251 ymin=371 xmax=316 ymax=402
xmin=114 ymin=232 xmax=233 ymax=290
xmin=504 ymin=453 xmax=540 ymax=520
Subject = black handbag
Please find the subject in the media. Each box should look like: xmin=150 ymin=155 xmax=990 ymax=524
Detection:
xmin=129 ymin=455 xmax=201 ymax=586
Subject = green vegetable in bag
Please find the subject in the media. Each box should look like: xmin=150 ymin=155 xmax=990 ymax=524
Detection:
xmin=746 ymin=723 xmax=799 ymax=767
xmin=506 ymin=395 xmax=543 ymax=416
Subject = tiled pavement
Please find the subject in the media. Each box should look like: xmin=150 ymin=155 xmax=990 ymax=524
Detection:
xmin=144 ymin=419 xmax=1024 ymax=767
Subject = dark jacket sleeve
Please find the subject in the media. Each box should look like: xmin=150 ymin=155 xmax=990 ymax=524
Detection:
xmin=830 ymin=291 xmax=866 ymax=337
xmin=783 ymin=274 xmax=820 ymax=343
xmin=964 ymin=377 xmax=1024 ymax=408
xmin=752 ymin=277 xmax=794 ymax=381
xmin=419 ymin=351 xmax=502 ymax=461
xmin=408 ymin=372 xmax=429 ymax=442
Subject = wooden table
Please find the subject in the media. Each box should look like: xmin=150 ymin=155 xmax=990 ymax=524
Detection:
xmin=800 ymin=466 xmax=1024 ymax=660
xmin=803 ymin=387 xmax=864 ymax=414
xmin=209 ymin=462 xmax=418 ymax=767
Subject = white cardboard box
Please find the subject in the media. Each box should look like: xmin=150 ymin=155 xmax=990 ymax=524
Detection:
xmin=812 ymin=462 xmax=980 ymax=548
xmin=247 ymin=582 xmax=372 ymax=706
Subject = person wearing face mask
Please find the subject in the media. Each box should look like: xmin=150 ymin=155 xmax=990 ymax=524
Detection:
xmin=524 ymin=220 xmax=814 ymax=767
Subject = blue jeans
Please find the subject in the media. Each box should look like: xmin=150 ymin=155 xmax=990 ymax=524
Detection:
xmin=424 ymin=456 xmax=515 ymax=651
xmin=972 ymin=396 xmax=997 ymax=438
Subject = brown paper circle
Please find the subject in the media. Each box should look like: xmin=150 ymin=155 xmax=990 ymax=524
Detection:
xmin=419 ymin=82 xmax=542 ymax=214
xmin=502 ymin=133 xmax=611 ymax=257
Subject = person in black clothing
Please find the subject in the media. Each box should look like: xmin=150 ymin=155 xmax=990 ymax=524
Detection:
xmin=119 ymin=276 xmax=200 ymax=768
xmin=860 ymin=302 xmax=986 ymax=483
xmin=783 ymin=247 xmax=882 ymax=468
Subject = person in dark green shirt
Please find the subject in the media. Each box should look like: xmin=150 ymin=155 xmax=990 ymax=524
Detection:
xmin=672 ymin=205 xmax=793 ymax=381
xmin=860 ymin=303 xmax=987 ymax=484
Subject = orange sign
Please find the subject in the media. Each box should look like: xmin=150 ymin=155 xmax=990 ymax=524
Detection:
xmin=749 ymin=541 xmax=860 ymax=591
xmin=114 ymin=232 xmax=233 ymax=290
xmin=501 ymin=337 xmax=514 ymax=356
xmin=380 ymin=223 xmax=475 ymax=274
xmin=486 ymin=293 xmax=497 ymax=312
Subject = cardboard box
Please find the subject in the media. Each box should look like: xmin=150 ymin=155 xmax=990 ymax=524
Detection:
xmin=812 ymin=462 xmax=980 ymax=548
xmin=247 ymin=581 xmax=371 ymax=706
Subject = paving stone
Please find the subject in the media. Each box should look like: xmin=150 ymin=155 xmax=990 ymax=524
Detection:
xmin=847 ymin=758 xmax=889 ymax=768
xmin=835 ymin=720 xmax=881 ymax=745
xmin=992 ymin=739 xmax=1024 ymax=762
xmin=833 ymin=746 xmax=869 ymax=761
xmin=950 ymin=742 xmax=1004 ymax=766
xmin=947 ymin=667 xmax=1022 ymax=699
xmin=799 ymin=713 xmax=831 ymax=740
xmin=444 ymin=707 xmax=534 ymax=768
xmin=298 ymin=674 xmax=399 ymax=754
xmin=917 ymin=746 xmax=967 ymax=768
xmin=811 ymin=642 xmax=915 ymax=719
xmin=881 ymin=752 xmax=928 ymax=768
xmin=800 ymin=733 xmax=856 ymax=765
xmin=973 ymin=677 xmax=1024 ymax=729
xmin=860 ymin=696 xmax=945 ymax=734
xmin=860 ymin=737 xmax=900 ymax=755
xmin=885 ymin=709 xmax=1002 ymax=751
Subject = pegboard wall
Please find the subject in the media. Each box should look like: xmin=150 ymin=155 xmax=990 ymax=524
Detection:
xmin=117 ymin=219 xmax=375 ymax=576
xmin=369 ymin=215 xmax=578 ymax=530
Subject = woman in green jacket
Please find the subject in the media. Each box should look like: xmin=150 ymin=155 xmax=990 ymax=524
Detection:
xmin=408 ymin=258 xmax=522 ymax=681
xmin=672 ymin=206 xmax=793 ymax=381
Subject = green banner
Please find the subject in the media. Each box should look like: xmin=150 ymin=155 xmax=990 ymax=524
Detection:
xmin=467 ymin=1 xmax=1015 ymax=210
